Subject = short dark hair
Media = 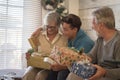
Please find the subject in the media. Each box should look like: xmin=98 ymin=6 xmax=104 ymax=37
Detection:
xmin=62 ymin=14 xmax=82 ymax=32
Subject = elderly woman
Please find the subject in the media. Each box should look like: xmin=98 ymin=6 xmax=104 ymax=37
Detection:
xmin=22 ymin=11 xmax=67 ymax=80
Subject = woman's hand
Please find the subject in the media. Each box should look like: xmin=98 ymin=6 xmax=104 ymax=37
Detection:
xmin=31 ymin=27 xmax=43 ymax=38
xmin=51 ymin=63 xmax=67 ymax=71
xmin=25 ymin=52 xmax=31 ymax=60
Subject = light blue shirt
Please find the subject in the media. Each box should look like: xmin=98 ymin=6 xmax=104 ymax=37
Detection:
xmin=68 ymin=29 xmax=94 ymax=53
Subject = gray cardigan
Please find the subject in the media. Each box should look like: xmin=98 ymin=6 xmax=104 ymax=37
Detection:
xmin=88 ymin=31 xmax=120 ymax=80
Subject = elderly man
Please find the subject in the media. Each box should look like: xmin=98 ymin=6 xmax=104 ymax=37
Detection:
xmin=67 ymin=6 xmax=120 ymax=80
xmin=22 ymin=11 xmax=67 ymax=80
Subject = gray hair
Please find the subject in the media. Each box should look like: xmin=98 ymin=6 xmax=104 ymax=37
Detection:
xmin=92 ymin=6 xmax=115 ymax=29
xmin=43 ymin=11 xmax=61 ymax=26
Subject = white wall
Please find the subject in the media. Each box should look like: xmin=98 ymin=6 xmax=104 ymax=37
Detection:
xmin=79 ymin=0 xmax=120 ymax=9
xmin=68 ymin=0 xmax=79 ymax=16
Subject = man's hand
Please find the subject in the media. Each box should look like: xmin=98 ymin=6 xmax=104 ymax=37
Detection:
xmin=89 ymin=64 xmax=106 ymax=80
xmin=51 ymin=63 xmax=67 ymax=71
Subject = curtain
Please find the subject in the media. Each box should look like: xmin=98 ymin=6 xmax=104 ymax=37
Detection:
xmin=0 ymin=0 xmax=42 ymax=69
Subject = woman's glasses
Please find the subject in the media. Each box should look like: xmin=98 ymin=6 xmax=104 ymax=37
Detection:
xmin=45 ymin=25 xmax=57 ymax=30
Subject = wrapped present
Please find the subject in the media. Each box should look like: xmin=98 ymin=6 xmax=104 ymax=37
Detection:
xmin=49 ymin=46 xmax=89 ymax=66
xmin=70 ymin=61 xmax=97 ymax=79
xmin=27 ymin=52 xmax=51 ymax=70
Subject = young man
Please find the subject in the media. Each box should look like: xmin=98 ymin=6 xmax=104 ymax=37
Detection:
xmin=67 ymin=6 xmax=120 ymax=80
xmin=46 ymin=14 xmax=94 ymax=80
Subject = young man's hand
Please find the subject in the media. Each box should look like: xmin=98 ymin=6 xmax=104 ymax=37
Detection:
xmin=89 ymin=64 xmax=106 ymax=80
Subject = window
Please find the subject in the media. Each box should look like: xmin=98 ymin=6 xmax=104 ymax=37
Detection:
xmin=0 ymin=0 xmax=42 ymax=69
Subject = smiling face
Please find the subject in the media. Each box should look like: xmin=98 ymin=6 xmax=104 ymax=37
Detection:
xmin=43 ymin=12 xmax=61 ymax=35
xmin=62 ymin=22 xmax=77 ymax=40
xmin=45 ymin=21 xmax=58 ymax=35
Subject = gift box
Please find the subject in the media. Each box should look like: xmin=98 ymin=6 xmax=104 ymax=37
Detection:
xmin=27 ymin=53 xmax=51 ymax=70
xmin=70 ymin=61 xmax=97 ymax=79
xmin=50 ymin=46 xmax=89 ymax=66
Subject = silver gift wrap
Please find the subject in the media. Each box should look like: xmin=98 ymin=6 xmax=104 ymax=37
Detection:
xmin=70 ymin=62 xmax=97 ymax=79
